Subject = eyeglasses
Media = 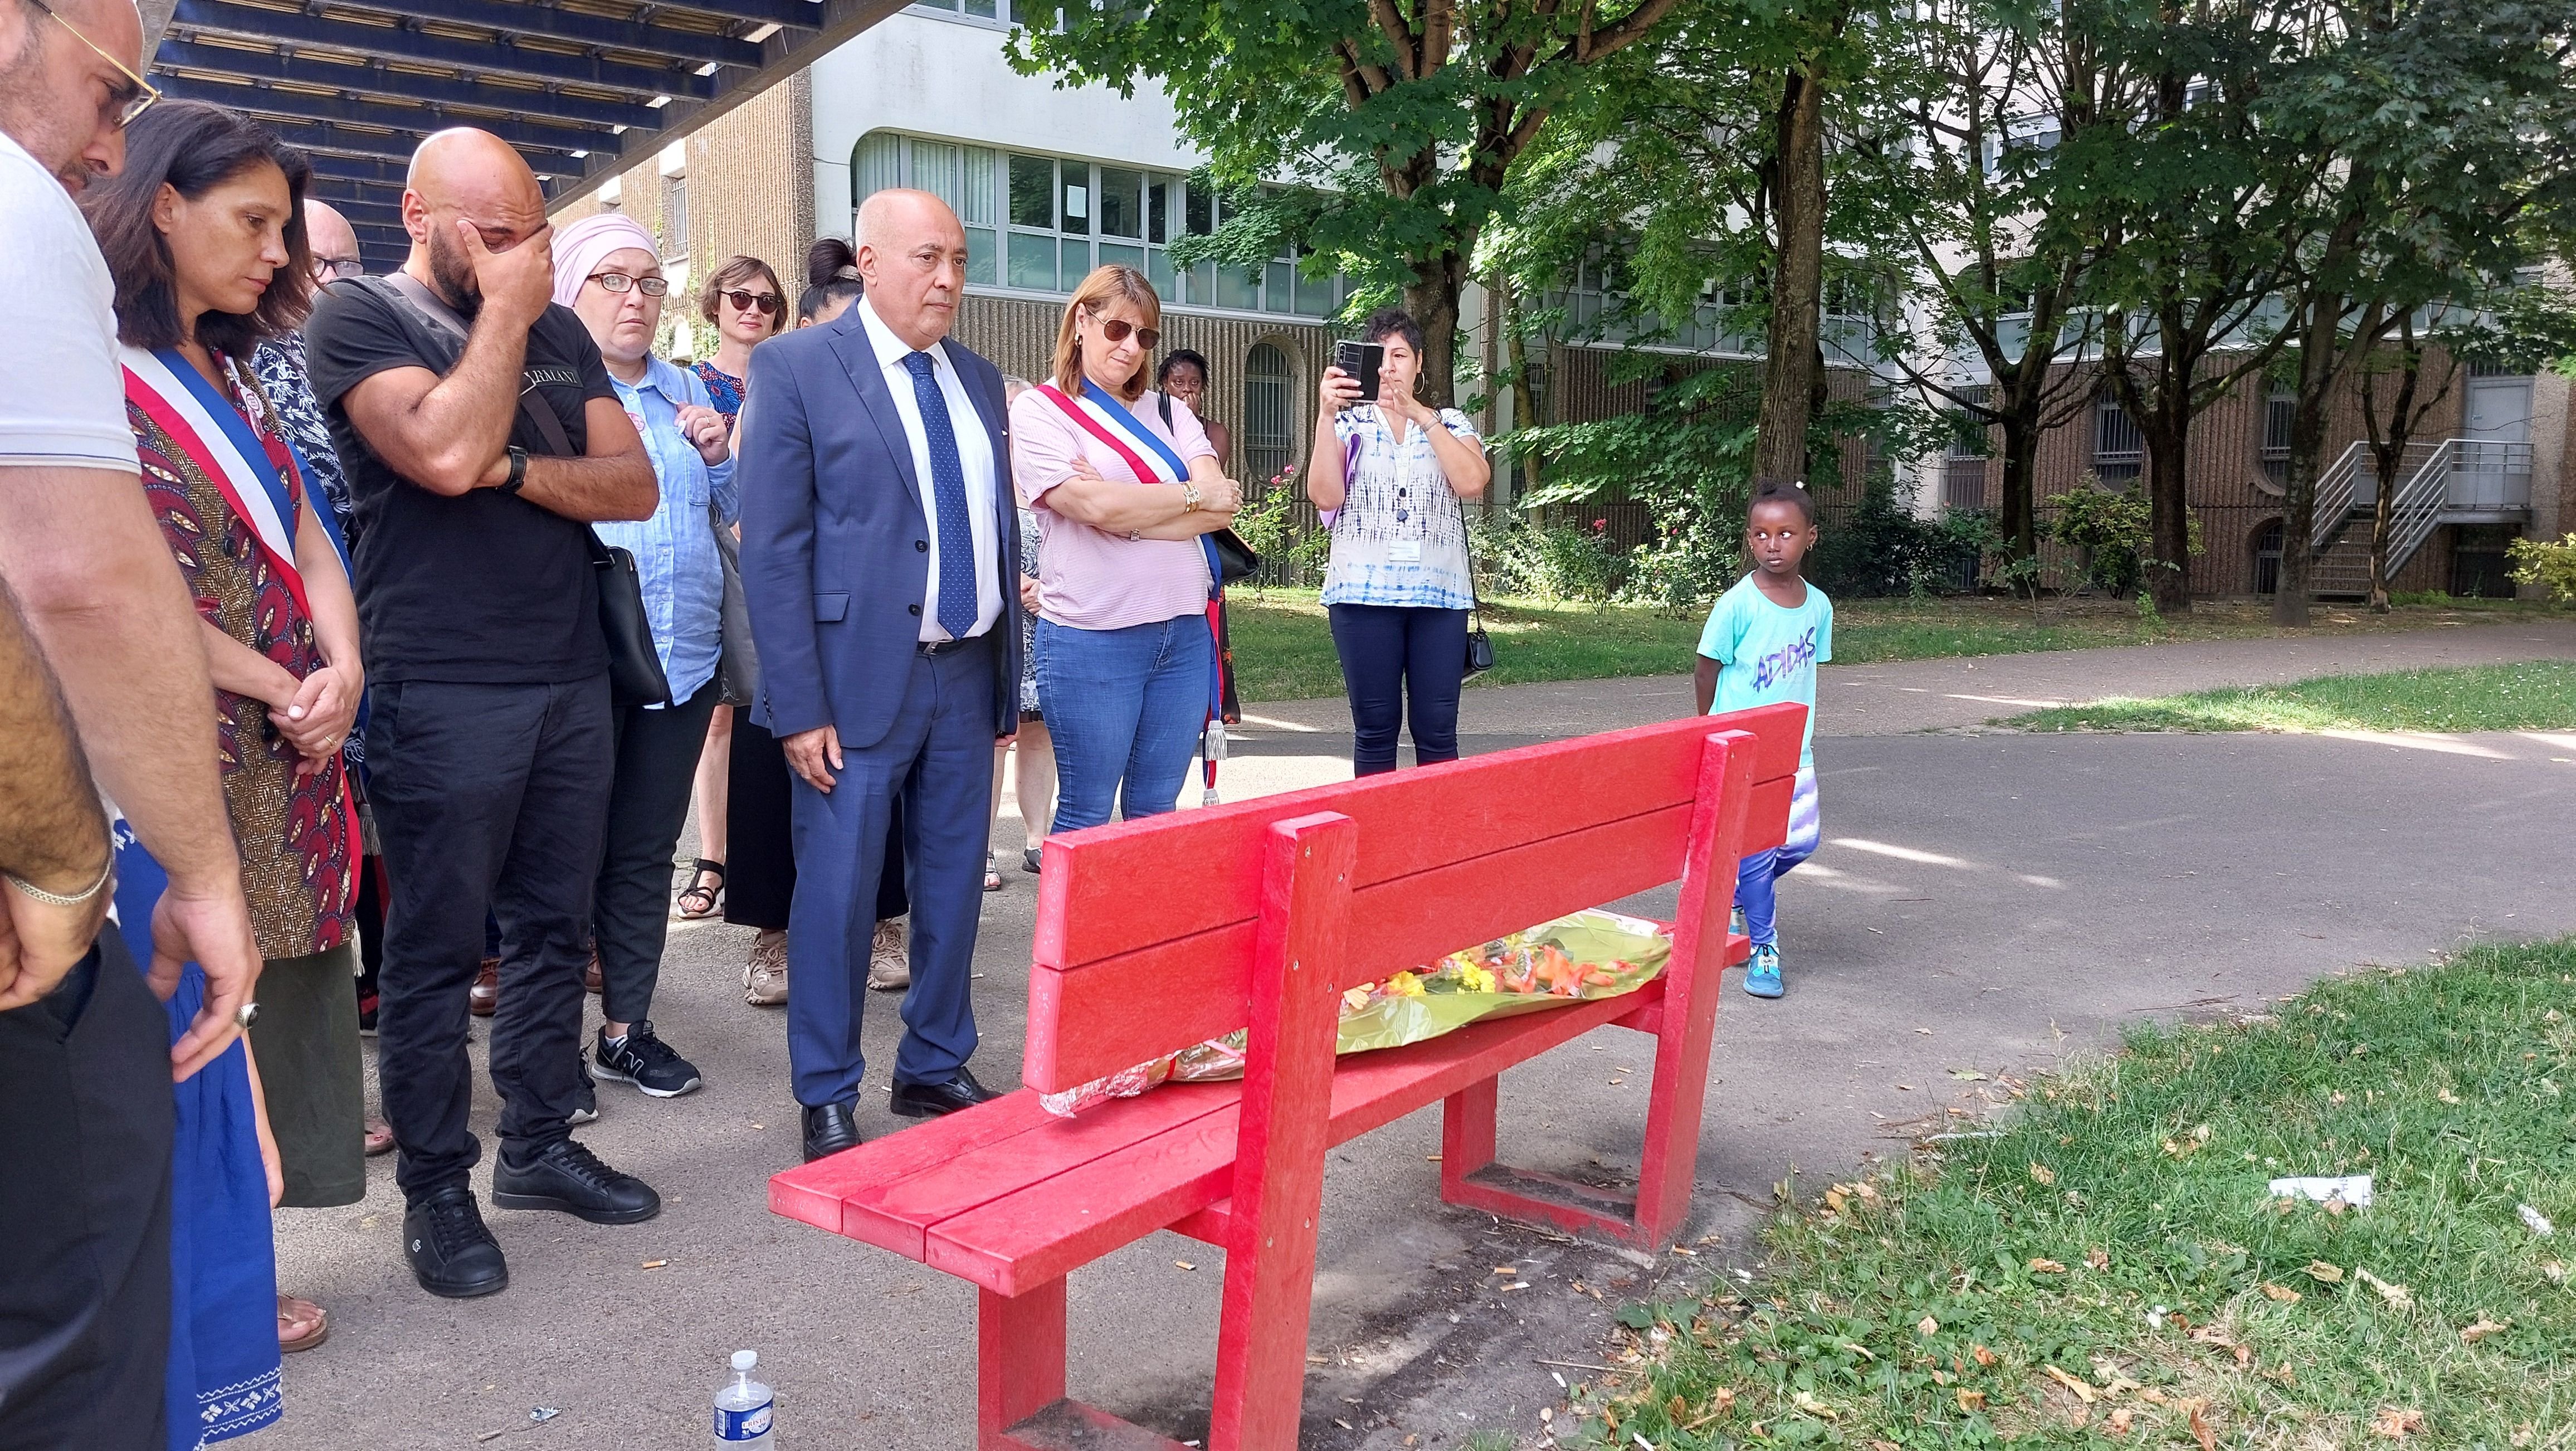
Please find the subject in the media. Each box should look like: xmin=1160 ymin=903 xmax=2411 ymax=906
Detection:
xmin=26 ymin=0 xmax=158 ymax=129
xmin=1085 ymin=313 xmax=1160 ymax=352
xmin=315 ymin=256 xmax=365 ymax=281
xmin=589 ymin=271 xmax=669 ymax=297
xmin=722 ymin=289 xmax=781 ymax=316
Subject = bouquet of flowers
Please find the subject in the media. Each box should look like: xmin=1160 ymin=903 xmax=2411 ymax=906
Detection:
xmin=1041 ymin=909 xmax=1671 ymax=1117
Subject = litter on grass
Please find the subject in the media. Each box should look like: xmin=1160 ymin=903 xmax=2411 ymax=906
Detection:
xmin=2520 ymin=1204 xmax=2555 ymax=1237
xmin=2269 ymin=1173 xmax=2373 ymax=1207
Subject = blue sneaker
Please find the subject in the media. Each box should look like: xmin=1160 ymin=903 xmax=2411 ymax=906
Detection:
xmin=1743 ymin=943 xmax=1784 ymax=999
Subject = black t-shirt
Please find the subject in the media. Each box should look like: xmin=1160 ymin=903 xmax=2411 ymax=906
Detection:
xmin=303 ymin=283 xmax=617 ymax=685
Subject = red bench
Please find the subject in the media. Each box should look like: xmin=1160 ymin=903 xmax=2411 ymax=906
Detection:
xmin=770 ymin=703 xmax=1804 ymax=1450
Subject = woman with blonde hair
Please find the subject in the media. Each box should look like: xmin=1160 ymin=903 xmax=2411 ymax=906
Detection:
xmin=1008 ymin=265 xmax=1242 ymax=834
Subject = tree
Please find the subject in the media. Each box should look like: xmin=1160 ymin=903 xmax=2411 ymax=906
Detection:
xmin=1011 ymin=0 xmax=1694 ymax=408
xmin=2080 ymin=0 xmax=2314 ymax=613
xmin=2257 ymin=0 xmax=2576 ymax=622
xmin=1845 ymin=0 xmax=2122 ymax=561
xmin=1480 ymin=0 xmax=1883 ymax=485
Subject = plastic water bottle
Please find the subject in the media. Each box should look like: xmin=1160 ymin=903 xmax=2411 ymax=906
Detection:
xmin=713 ymin=1350 xmax=773 ymax=1445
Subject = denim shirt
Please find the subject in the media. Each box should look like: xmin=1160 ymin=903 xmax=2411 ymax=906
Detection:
xmin=592 ymin=355 xmax=738 ymax=706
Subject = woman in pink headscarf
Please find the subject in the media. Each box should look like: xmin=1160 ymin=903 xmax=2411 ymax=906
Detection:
xmin=547 ymin=212 xmax=736 ymax=1105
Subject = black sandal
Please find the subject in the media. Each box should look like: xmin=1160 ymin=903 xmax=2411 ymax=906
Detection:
xmin=675 ymin=859 xmax=725 ymax=919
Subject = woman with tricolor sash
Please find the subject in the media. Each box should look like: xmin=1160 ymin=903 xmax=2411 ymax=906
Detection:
xmin=1008 ymin=266 xmax=1244 ymax=835
xmin=89 ymin=100 xmax=363 ymax=1427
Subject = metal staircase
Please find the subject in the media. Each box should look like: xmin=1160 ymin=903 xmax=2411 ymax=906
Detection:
xmin=2302 ymin=438 xmax=2530 ymax=597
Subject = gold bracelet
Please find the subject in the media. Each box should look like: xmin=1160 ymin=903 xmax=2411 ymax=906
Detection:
xmin=6 ymin=851 xmax=114 ymax=909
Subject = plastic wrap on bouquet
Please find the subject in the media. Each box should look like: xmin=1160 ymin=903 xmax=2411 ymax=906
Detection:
xmin=1039 ymin=910 xmax=1672 ymax=1117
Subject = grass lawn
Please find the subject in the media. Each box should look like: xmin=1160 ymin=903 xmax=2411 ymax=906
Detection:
xmin=1219 ymin=590 xmax=2567 ymax=704
xmin=2000 ymin=661 xmax=2576 ymax=735
xmin=1579 ymin=938 xmax=2576 ymax=1449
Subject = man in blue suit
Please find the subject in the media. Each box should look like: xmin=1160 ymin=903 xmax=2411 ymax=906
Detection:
xmin=736 ymin=189 xmax=1022 ymax=1162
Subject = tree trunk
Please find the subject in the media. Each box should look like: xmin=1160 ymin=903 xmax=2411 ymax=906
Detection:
xmin=1403 ymin=248 xmax=1471 ymax=410
xmin=2141 ymin=403 xmax=2193 ymax=613
xmin=2273 ymin=330 xmax=2343 ymax=626
xmin=1753 ymin=60 xmax=1828 ymax=484
xmin=2361 ymin=334 xmax=2428 ymax=614
xmin=1997 ymin=417 xmax=2040 ymax=564
xmin=1504 ymin=291 xmax=1542 ymax=499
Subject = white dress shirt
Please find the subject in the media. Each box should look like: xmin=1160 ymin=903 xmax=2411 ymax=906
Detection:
xmin=854 ymin=297 xmax=1003 ymax=641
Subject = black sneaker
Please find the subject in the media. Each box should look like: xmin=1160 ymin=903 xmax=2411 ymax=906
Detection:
xmin=491 ymin=1138 xmax=660 ymax=1225
xmin=404 ymin=1185 xmax=508 ymax=1298
xmin=591 ymin=1021 xmax=702 ymax=1098
xmin=568 ymin=1070 xmax=598 ymax=1126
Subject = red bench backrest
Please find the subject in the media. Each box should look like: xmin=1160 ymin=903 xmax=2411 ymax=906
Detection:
xmin=1021 ymin=703 xmax=1807 ymax=1093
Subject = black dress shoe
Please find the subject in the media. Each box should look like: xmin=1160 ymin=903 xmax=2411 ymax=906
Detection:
xmin=491 ymin=1138 xmax=660 ymax=1225
xmin=890 ymin=1067 xmax=1002 ymax=1119
xmin=802 ymin=1100 xmax=863 ymax=1162
xmin=405 ymin=1186 xmax=508 ymax=1299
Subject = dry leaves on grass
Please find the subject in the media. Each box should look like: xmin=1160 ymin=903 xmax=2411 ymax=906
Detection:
xmin=2177 ymin=1398 xmax=2218 ymax=1451
xmin=1957 ymin=1389 xmax=1988 ymax=1412
xmin=2029 ymin=1258 xmax=2068 ymax=1273
xmin=2040 ymin=1365 xmax=2097 ymax=1404
xmin=2028 ymin=1161 xmax=2057 ymax=1185
xmin=2356 ymin=1268 xmax=2415 ymax=1309
xmin=2460 ymin=1318 xmax=2512 ymax=1344
xmin=2373 ymin=1407 xmax=2427 ymax=1438
xmin=2260 ymin=1282 xmax=2303 ymax=1303
xmin=2303 ymin=1259 xmax=2346 ymax=1284
xmin=1792 ymin=1390 xmax=1838 ymax=1420
xmin=1971 ymin=1344 xmax=2000 ymax=1367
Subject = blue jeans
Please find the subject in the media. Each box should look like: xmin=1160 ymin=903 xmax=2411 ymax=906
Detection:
xmin=1735 ymin=765 xmax=1819 ymax=947
xmin=1037 ymin=613 xmax=1213 ymax=833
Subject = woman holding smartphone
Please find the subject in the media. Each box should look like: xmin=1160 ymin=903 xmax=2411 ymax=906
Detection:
xmin=1307 ymin=308 xmax=1492 ymax=776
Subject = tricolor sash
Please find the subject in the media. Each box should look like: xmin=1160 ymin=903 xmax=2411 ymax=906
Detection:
xmin=120 ymin=345 xmax=325 ymax=614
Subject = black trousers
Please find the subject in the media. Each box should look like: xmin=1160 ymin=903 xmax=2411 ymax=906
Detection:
xmin=0 ymin=935 xmax=170 ymax=1451
xmin=1328 ymin=603 xmax=1468 ymax=776
xmin=368 ymin=676 xmax=613 ymax=1200
xmin=725 ymin=715 xmax=905 ymax=932
xmin=593 ymin=679 xmax=720 ymax=1024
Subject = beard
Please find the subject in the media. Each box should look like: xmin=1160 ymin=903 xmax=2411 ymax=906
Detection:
xmin=425 ymin=226 xmax=482 ymax=318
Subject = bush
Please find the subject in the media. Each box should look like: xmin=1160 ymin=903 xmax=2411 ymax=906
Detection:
xmin=1620 ymin=513 xmax=1741 ymax=615
xmin=1466 ymin=509 xmax=1628 ymax=603
xmin=2047 ymin=476 xmax=2155 ymax=596
xmin=2509 ymin=533 xmax=2576 ymax=602
xmin=1807 ymin=482 xmax=1979 ymax=598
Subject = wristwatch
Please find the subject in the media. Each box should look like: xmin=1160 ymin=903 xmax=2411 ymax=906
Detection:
xmin=499 ymin=445 xmax=530 ymax=495
xmin=1180 ymin=481 xmax=1202 ymax=514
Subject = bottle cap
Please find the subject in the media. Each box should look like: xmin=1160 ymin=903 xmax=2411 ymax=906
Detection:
xmin=732 ymin=1350 xmax=758 ymax=1372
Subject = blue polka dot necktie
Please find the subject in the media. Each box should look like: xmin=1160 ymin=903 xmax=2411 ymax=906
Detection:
xmin=902 ymin=350 xmax=979 ymax=640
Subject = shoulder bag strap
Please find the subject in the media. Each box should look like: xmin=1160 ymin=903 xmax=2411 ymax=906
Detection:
xmin=379 ymin=274 xmax=578 ymax=458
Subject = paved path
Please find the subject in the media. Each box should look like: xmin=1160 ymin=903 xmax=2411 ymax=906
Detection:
xmin=265 ymin=622 xmax=2576 ymax=1450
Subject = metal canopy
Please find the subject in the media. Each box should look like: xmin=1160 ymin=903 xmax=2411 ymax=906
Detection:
xmin=142 ymin=0 xmax=908 ymax=269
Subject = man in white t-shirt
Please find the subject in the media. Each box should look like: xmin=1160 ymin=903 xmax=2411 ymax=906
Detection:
xmin=0 ymin=1 xmax=267 ymax=1444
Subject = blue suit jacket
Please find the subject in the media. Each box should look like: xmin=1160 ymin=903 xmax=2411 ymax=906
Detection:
xmin=737 ymin=308 xmax=1023 ymax=750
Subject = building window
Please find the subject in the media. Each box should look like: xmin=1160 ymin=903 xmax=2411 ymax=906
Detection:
xmin=2260 ymin=385 xmax=2294 ymax=489
xmin=906 ymin=0 xmax=1048 ymax=23
xmin=2252 ymin=518 xmax=2282 ymax=596
xmin=1242 ymin=342 xmax=1297 ymax=487
xmin=851 ymin=131 xmax=1348 ymax=312
xmin=662 ymin=177 xmax=689 ymax=262
xmin=2092 ymin=392 xmax=2143 ymax=484
xmin=1943 ymin=384 xmax=1990 ymax=510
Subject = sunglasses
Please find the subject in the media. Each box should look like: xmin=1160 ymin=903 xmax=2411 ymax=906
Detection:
xmin=723 ymin=289 xmax=782 ymax=316
xmin=1085 ymin=313 xmax=1160 ymax=352
xmin=589 ymin=271 xmax=669 ymax=297
xmin=28 ymin=0 xmax=158 ymax=129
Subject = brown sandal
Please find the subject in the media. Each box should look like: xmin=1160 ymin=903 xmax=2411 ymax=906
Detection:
xmin=675 ymin=859 xmax=724 ymax=919
xmin=277 ymin=1293 xmax=329 ymax=1353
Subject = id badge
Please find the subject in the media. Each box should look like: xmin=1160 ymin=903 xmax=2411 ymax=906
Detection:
xmin=1389 ymin=539 xmax=1423 ymax=563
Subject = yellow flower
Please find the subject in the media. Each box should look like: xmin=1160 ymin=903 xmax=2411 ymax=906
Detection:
xmin=1457 ymin=964 xmax=1497 ymax=994
xmin=1385 ymin=971 xmax=1427 ymax=997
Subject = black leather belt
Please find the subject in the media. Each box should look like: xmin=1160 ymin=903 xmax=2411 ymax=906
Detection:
xmin=917 ymin=634 xmax=988 ymax=659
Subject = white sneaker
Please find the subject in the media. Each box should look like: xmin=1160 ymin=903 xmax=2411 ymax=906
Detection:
xmin=868 ymin=917 xmax=910 ymax=992
xmin=742 ymin=932 xmax=788 ymax=1006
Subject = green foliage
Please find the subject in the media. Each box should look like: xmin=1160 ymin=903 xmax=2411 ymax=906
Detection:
xmin=1466 ymin=510 xmax=1627 ymax=605
xmin=1582 ymin=938 xmax=2576 ymax=1449
xmin=2047 ymin=478 xmax=2155 ymax=597
xmin=1806 ymin=483 xmax=1978 ymax=600
xmin=2508 ymin=534 xmax=2576 ymax=605
xmin=1622 ymin=512 xmax=1744 ymax=616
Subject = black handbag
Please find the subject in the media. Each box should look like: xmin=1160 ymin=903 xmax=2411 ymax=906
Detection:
xmin=371 ymin=274 xmax=674 ymax=709
xmin=1463 ymin=570 xmax=1495 ymax=679
xmin=1209 ymin=527 xmax=1262 ymax=586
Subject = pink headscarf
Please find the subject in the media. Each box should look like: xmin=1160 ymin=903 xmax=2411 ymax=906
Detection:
xmin=550 ymin=212 xmax=662 ymax=309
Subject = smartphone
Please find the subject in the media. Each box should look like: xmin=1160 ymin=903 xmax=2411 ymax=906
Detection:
xmin=1333 ymin=340 xmax=1384 ymax=403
